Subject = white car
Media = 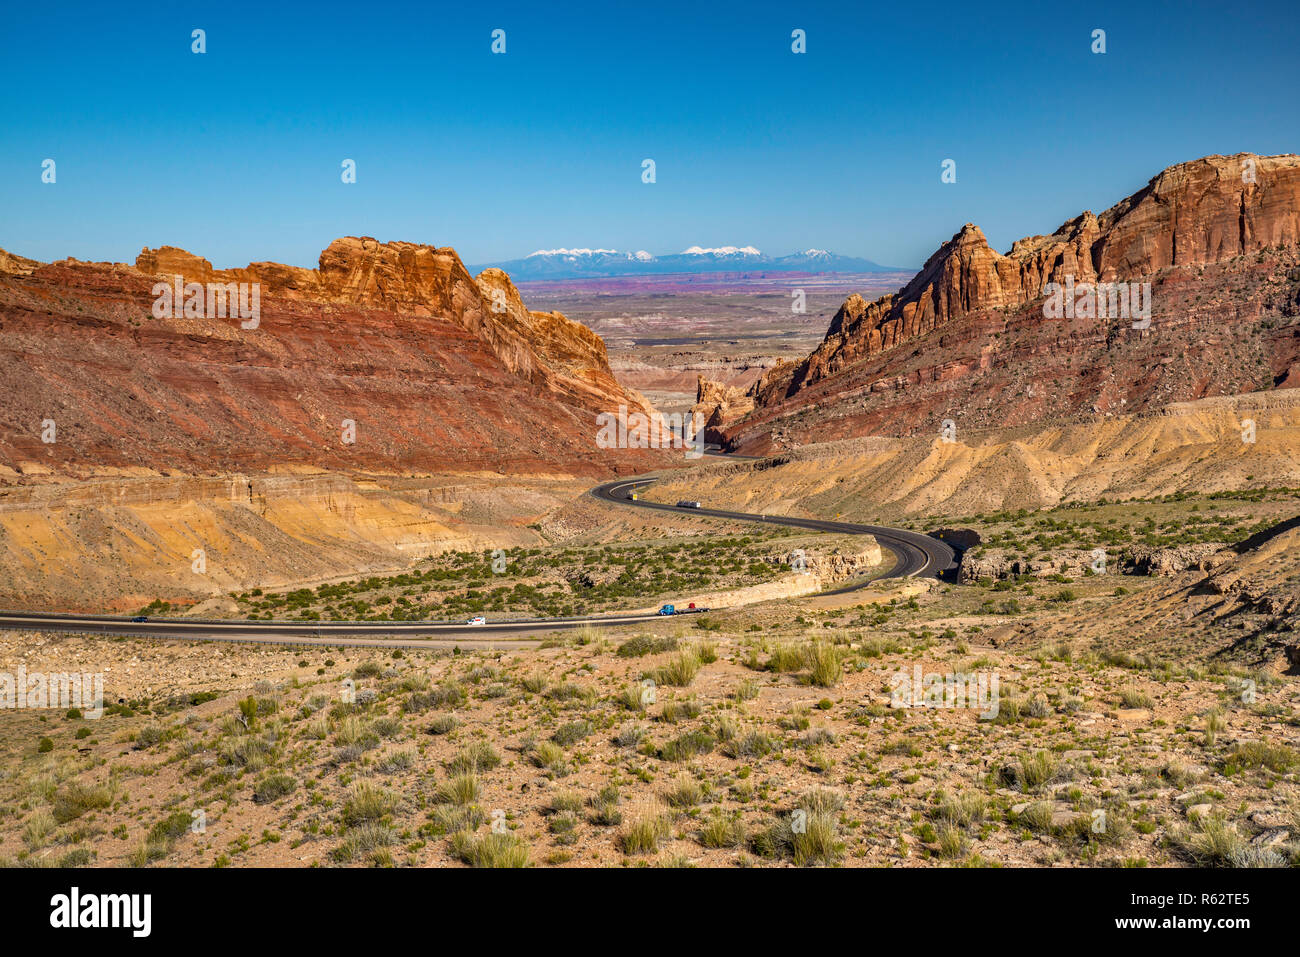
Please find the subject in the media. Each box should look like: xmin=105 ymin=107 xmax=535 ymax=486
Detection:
xmin=466 ymin=616 xmax=486 ymax=626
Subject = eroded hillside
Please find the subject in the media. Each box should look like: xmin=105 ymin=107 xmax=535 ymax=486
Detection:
xmin=725 ymin=153 xmax=1300 ymax=453
xmin=653 ymin=391 xmax=1300 ymax=519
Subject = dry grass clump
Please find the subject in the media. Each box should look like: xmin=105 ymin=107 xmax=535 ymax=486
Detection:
xmin=749 ymin=789 xmax=845 ymax=866
xmin=662 ymin=777 xmax=704 ymax=809
xmin=618 ymin=811 xmax=671 ymax=855
xmin=435 ymin=773 xmax=480 ymax=806
xmin=51 ymin=781 xmax=114 ymax=824
xmin=1173 ymin=816 xmax=1250 ymax=866
xmin=1014 ymin=751 xmax=1059 ymax=791
xmin=1118 ymin=687 xmax=1154 ymax=709
xmin=933 ymin=791 xmax=987 ymax=828
xmin=650 ymin=651 xmax=702 ymax=687
xmin=450 ymin=830 xmax=531 ymax=868
xmin=528 ymin=740 xmax=571 ymax=776
xmin=341 ymin=781 xmax=397 ymax=826
xmin=763 ymin=640 xmax=841 ymax=686
xmin=446 ymin=741 xmax=501 ymax=774
xmin=332 ymin=822 xmax=396 ymax=863
xmin=698 ymin=812 xmax=746 ymax=849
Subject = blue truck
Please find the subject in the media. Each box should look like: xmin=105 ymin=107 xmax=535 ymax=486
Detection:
xmin=657 ymin=603 xmax=704 ymax=616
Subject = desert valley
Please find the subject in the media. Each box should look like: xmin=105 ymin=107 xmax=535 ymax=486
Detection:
xmin=0 ymin=151 xmax=1297 ymax=877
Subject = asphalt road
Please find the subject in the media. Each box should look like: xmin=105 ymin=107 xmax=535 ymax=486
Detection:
xmin=0 ymin=472 xmax=954 ymax=648
xmin=0 ymin=610 xmax=670 ymax=647
xmin=591 ymin=476 xmax=955 ymax=580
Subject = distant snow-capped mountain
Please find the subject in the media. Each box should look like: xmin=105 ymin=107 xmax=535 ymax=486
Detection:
xmin=470 ymin=245 xmax=902 ymax=280
xmin=679 ymin=245 xmax=763 ymax=257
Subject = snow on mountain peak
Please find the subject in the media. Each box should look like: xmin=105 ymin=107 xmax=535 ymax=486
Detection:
xmin=475 ymin=245 xmax=898 ymax=280
xmin=680 ymin=245 xmax=762 ymax=256
xmin=526 ymin=248 xmax=621 ymax=258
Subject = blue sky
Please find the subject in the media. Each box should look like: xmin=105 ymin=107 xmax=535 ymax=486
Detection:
xmin=2 ymin=0 xmax=1298 ymax=270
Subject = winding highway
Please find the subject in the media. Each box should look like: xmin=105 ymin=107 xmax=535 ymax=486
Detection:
xmin=0 ymin=472 xmax=955 ymax=648
xmin=592 ymin=477 xmax=954 ymax=580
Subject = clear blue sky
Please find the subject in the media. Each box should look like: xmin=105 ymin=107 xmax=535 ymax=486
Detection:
xmin=2 ymin=0 xmax=1298 ymax=270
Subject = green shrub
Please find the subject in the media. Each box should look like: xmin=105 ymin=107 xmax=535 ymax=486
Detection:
xmin=253 ymin=773 xmax=298 ymax=804
xmin=147 ymin=811 xmax=193 ymax=844
xmin=1227 ymin=741 xmax=1297 ymax=773
xmin=618 ymin=635 xmax=678 ymax=658
xmin=659 ymin=729 xmax=716 ymax=761
xmin=552 ymin=721 xmax=592 ymax=747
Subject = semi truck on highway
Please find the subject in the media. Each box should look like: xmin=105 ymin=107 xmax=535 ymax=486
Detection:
xmin=658 ymin=602 xmax=703 ymax=616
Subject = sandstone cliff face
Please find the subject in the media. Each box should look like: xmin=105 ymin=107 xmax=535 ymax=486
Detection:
xmin=132 ymin=237 xmax=654 ymax=419
xmin=769 ymin=543 xmax=882 ymax=579
xmin=0 ymin=238 xmax=659 ymax=477
xmin=473 ymin=267 xmax=653 ymax=415
xmin=691 ymin=375 xmax=755 ymax=439
xmin=0 ymin=249 xmax=39 ymax=277
xmin=735 ymin=154 xmax=1300 ymax=451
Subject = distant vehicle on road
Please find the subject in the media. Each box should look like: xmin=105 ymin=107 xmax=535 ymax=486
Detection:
xmin=657 ymin=603 xmax=706 ymax=616
xmin=676 ymin=500 xmax=702 ymax=509
xmin=131 ymin=616 xmax=148 ymax=623
xmin=466 ymin=616 xmax=486 ymax=626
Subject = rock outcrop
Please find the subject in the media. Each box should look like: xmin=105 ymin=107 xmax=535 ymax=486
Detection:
xmin=1016 ymin=516 xmax=1300 ymax=671
xmin=0 ymin=238 xmax=659 ymax=477
xmin=776 ymin=542 xmax=883 ymax=579
xmin=1125 ymin=543 xmax=1227 ymax=576
xmin=691 ymin=375 xmax=755 ymax=440
xmin=959 ymin=544 xmax=1229 ymax=584
xmin=728 ymin=154 xmax=1300 ymax=452
xmin=644 ymin=390 xmax=1300 ymax=519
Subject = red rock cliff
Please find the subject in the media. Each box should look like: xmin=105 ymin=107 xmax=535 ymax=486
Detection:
xmin=730 ymin=153 xmax=1300 ymax=452
xmin=0 ymin=238 xmax=660 ymax=476
xmin=763 ymin=154 xmax=1300 ymax=404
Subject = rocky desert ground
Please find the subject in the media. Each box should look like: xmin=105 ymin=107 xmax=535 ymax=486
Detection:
xmin=2 ymin=550 xmax=1296 ymax=869
xmin=3 ymin=399 xmax=1300 ymax=869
